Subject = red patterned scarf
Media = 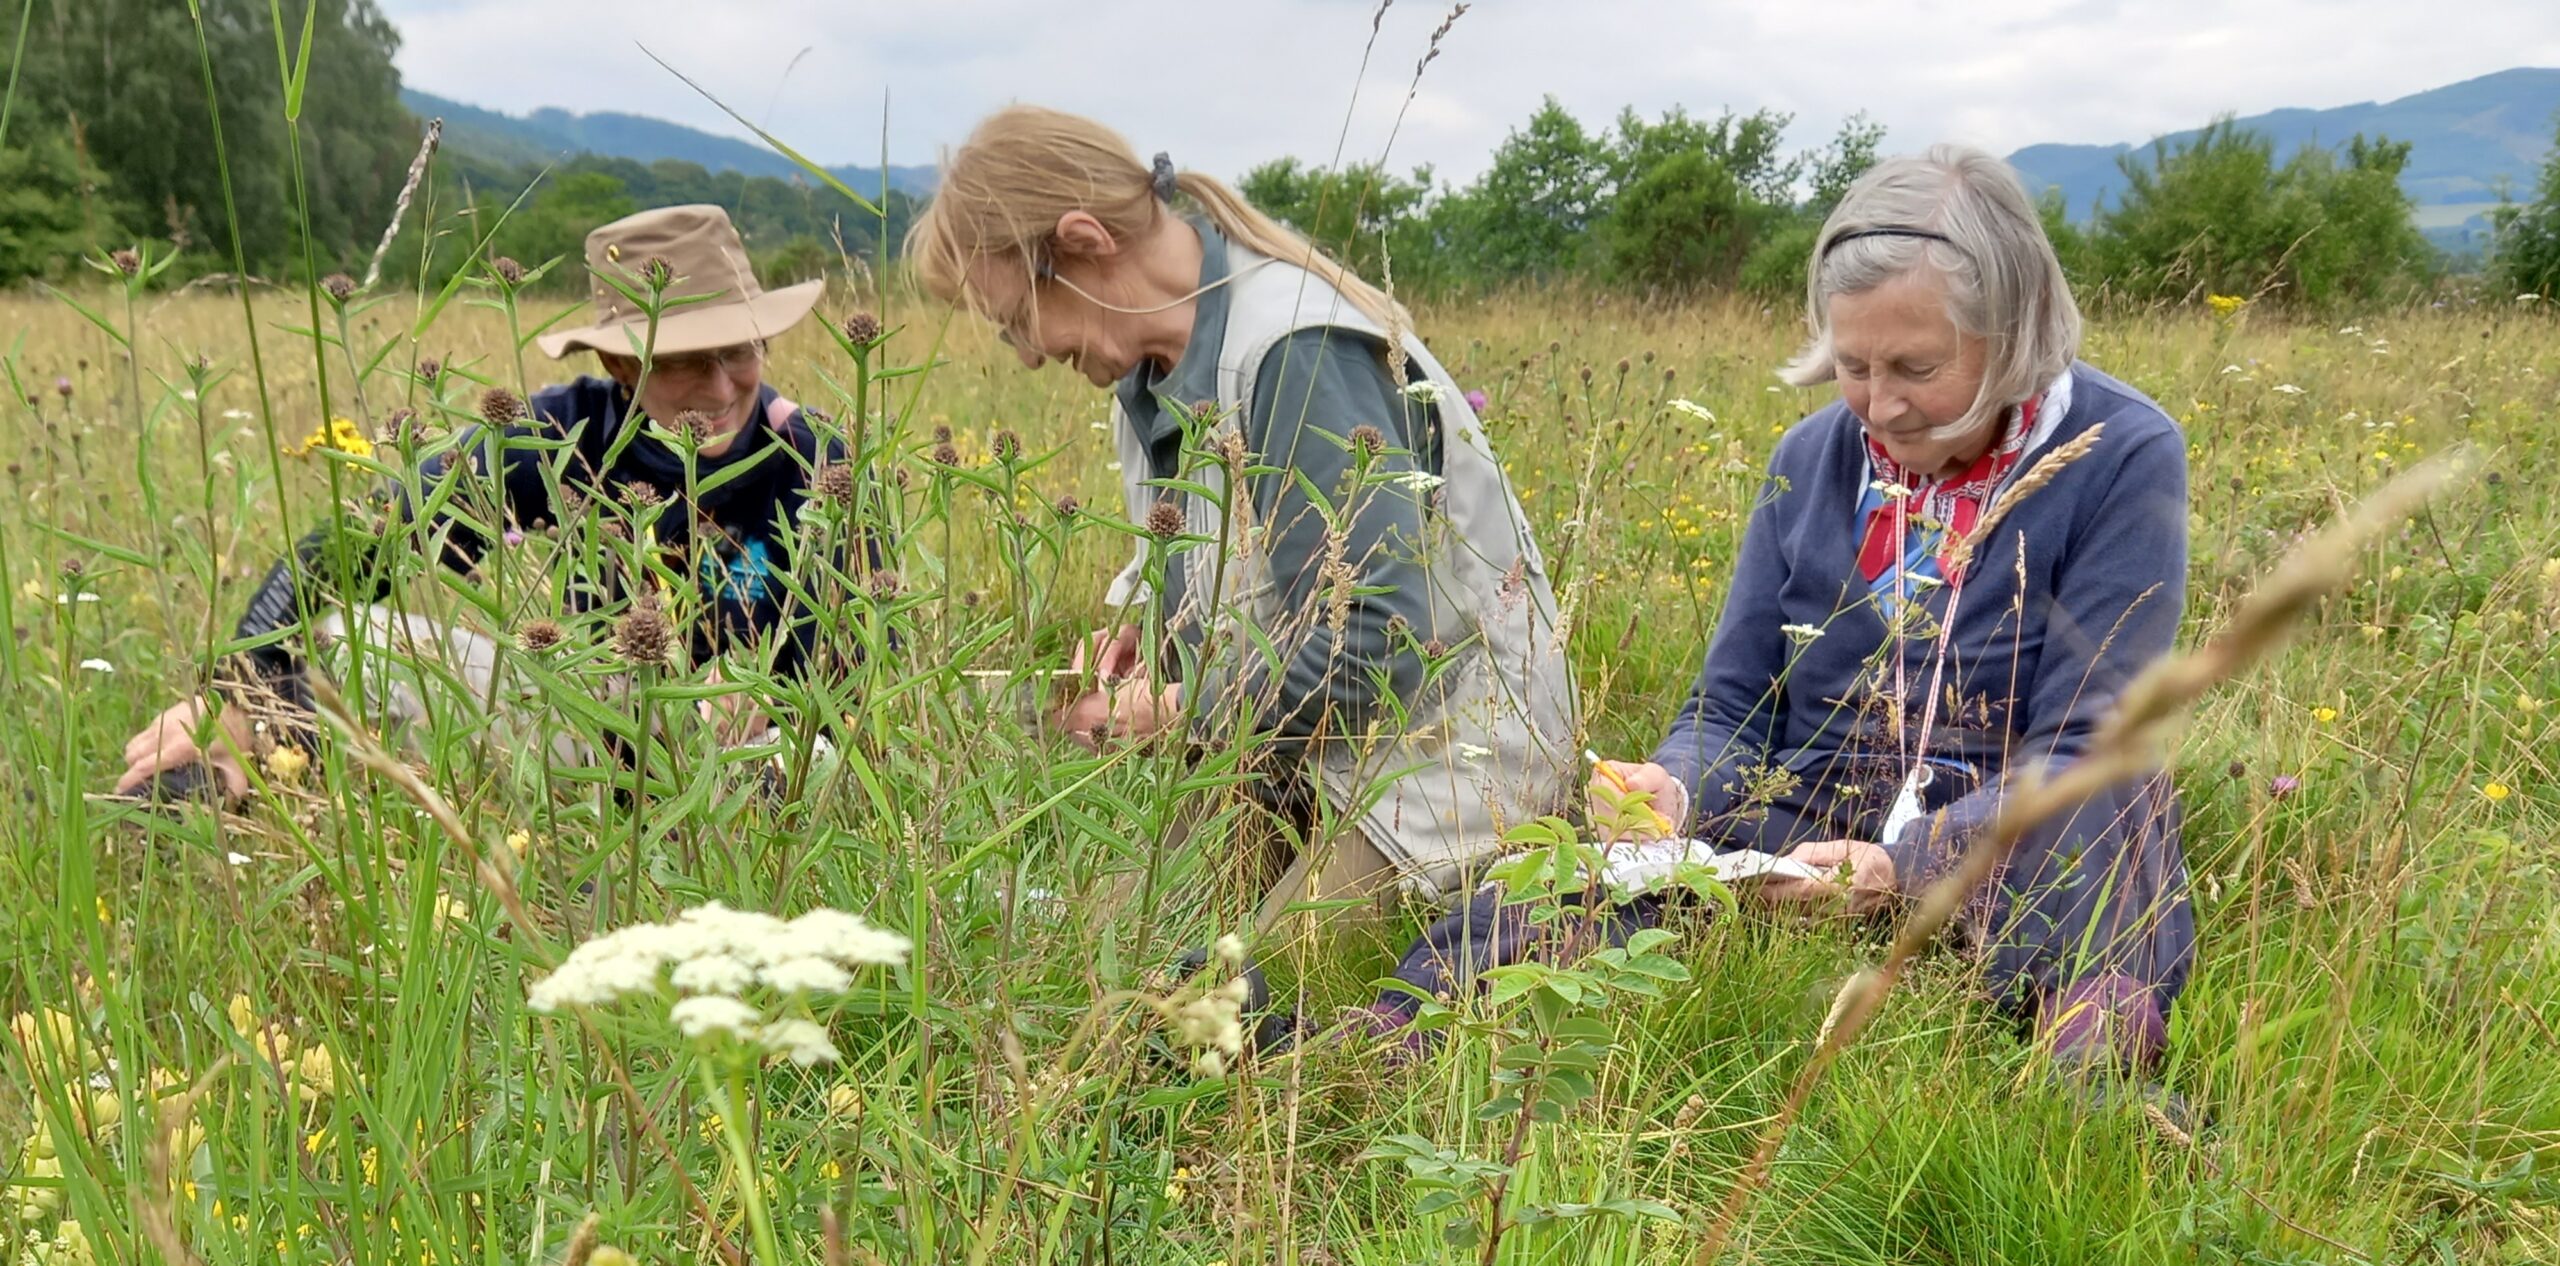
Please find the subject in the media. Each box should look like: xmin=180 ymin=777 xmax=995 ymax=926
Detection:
xmin=1854 ymin=395 xmax=2041 ymax=593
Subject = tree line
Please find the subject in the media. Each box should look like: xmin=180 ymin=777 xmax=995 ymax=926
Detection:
xmin=5 ymin=0 xmax=2557 ymax=304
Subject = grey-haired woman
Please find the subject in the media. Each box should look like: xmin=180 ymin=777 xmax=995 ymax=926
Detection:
xmin=1360 ymin=144 xmax=2196 ymax=1081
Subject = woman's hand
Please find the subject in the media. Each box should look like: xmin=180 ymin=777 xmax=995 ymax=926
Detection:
xmin=1588 ymin=759 xmax=1688 ymax=841
xmin=1071 ymin=624 xmax=1144 ymax=682
xmin=697 ymin=665 xmax=774 ymax=746
xmin=1757 ymin=839 xmax=1898 ymax=914
xmin=1055 ymin=676 xmax=1181 ymax=751
xmin=116 ymin=695 xmax=252 ymax=799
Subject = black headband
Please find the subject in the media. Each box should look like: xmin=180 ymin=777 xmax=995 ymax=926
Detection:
xmin=1822 ymin=226 xmax=1957 ymax=258
xmin=1149 ymin=152 xmax=1178 ymax=203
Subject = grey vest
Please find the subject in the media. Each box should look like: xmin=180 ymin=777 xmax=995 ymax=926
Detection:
xmin=1105 ymin=247 xmax=1579 ymax=901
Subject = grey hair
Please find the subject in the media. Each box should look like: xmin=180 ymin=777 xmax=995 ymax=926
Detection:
xmin=1779 ymin=144 xmax=2081 ymax=435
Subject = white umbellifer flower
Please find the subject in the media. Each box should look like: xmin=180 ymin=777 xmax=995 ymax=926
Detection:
xmin=1457 ymin=742 xmax=1494 ymax=762
xmin=760 ymin=956 xmax=853 ymax=995
xmin=226 ymin=852 xmax=253 ymax=866
xmin=1668 ymin=398 xmax=1716 ymax=422
xmin=758 ymin=1019 xmax=839 ymax=1067
xmin=526 ymin=901 xmax=908 ymax=1023
xmin=2273 ymin=383 xmax=2306 ymax=395
xmin=1780 ymin=623 xmax=1824 ymax=646
xmin=78 ymin=659 xmax=114 ymax=673
xmin=669 ymin=954 xmax=755 ymax=996
xmin=670 ymin=996 xmax=760 ymax=1040
xmin=1167 ymin=975 xmax=1249 ymax=1074
xmin=1868 ymin=480 xmax=1913 ymax=501
xmin=1212 ymin=934 xmax=1246 ymax=968
xmin=1392 ymin=470 xmax=1446 ymax=493
xmin=1401 ymin=380 xmax=1446 ymax=404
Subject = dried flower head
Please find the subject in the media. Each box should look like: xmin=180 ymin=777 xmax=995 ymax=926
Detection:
xmin=612 ymin=601 xmax=675 ymax=667
xmin=479 ymin=387 xmax=527 ymax=425
xmin=1053 ymin=493 xmax=1081 ymax=518
xmin=488 ymin=256 xmax=525 ymax=285
xmin=866 ymin=569 xmax=904 ymax=600
xmin=416 ymin=357 xmax=441 ymax=384
xmin=384 ymin=407 xmax=420 ymax=444
xmin=991 ymin=429 xmax=1023 ymax=462
xmin=673 ymin=410 xmax=712 ymax=445
xmin=815 ymin=462 xmax=859 ymax=503
xmin=110 ymin=248 xmax=140 ymax=277
xmin=517 ymin=619 xmax=564 ymax=652
xmin=640 ymin=256 xmax=674 ymax=289
xmin=1145 ymin=499 xmax=1186 ymax=539
xmin=930 ymin=441 xmax=961 ymax=466
xmin=1349 ymin=425 xmax=1386 ymax=457
xmin=320 ymin=273 xmax=356 ymax=303
xmin=931 ymin=423 xmax=954 ymax=444
xmin=619 ymin=480 xmax=665 ymax=508
xmin=841 ymin=312 xmax=882 ymax=344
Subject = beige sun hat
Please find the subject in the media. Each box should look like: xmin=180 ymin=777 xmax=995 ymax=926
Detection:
xmin=535 ymin=204 xmax=823 ymax=359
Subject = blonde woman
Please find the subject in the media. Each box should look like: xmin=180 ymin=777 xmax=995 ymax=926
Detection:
xmin=908 ymin=105 xmax=1577 ymax=941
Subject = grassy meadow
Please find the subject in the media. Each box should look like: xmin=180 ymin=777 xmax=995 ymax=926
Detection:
xmin=1 ymin=276 xmax=2555 ymax=1265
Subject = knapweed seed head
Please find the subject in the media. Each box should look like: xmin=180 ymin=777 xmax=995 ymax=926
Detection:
xmin=488 ymin=256 xmax=525 ymax=285
xmin=930 ymin=441 xmax=962 ymax=467
xmin=1349 ymin=425 xmax=1386 ymax=457
xmin=640 ymin=256 xmax=674 ymax=290
xmin=416 ymin=357 xmax=440 ymax=384
xmin=1146 ymin=499 xmax=1186 ymax=539
xmin=320 ymin=273 xmax=356 ymax=304
xmin=479 ymin=388 xmax=527 ymax=426
xmin=611 ymin=602 xmax=675 ymax=667
xmin=816 ymin=462 xmax=859 ymax=503
xmin=991 ymin=428 xmax=1023 ymax=462
xmin=1053 ymin=493 xmax=1081 ymax=518
xmin=111 ymin=248 xmax=140 ymax=277
xmin=841 ymin=311 xmax=882 ymax=344
xmin=516 ymin=619 xmax=564 ymax=652
xmin=673 ymin=410 xmax=712 ymax=445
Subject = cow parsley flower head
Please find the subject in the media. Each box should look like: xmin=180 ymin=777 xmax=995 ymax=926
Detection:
xmin=527 ymin=902 xmax=908 ymax=1066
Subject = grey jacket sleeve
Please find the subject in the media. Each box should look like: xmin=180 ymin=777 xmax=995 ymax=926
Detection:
xmin=1184 ymin=327 xmax=1436 ymax=759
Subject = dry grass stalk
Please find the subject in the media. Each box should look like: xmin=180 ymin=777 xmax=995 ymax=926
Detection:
xmin=1944 ymin=423 xmax=2107 ymax=578
xmin=1690 ymin=449 xmax=2472 ymax=1263
xmin=362 ymin=117 xmax=444 ymax=291
xmin=135 ymin=1053 xmax=238 ymax=1266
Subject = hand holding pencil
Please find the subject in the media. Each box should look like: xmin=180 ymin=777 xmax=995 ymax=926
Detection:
xmin=1586 ymin=750 xmax=1685 ymax=842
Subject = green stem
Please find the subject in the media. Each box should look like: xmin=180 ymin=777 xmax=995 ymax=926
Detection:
xmin=700 ymin=1061 xmax=783 ymax=1264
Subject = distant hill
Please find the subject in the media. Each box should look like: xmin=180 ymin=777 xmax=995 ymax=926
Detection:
xmin=2009 ymin=67 xmax=2560 ymax=243
xmin=401 ymin=88 xmax=940 ymax=197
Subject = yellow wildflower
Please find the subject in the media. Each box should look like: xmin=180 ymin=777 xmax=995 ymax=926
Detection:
xmin=293 ymin=1045 xmax=339 ymax=1102
xmin=226 ymin=994 xmax=259 ymax=1038
xmin=819 ymin=1158 xmax=843 ymax=1181
xmin=826 ymin=1084 xmax=864 ymax=1119
xmin=264 ymin=746 xmax=309 ymax=784
xmin=2206 ymin=294 xmax=2246 ymax=317
xmin=2483 ymin=782 xmax=2512 ymax=802
xmin=291 ymin=416 xmax=375 ymax=459
xmin=2312 ymin=707 xmax=2338 ymax=724
xmin=503 ymin=830 xmax=534 ymax=861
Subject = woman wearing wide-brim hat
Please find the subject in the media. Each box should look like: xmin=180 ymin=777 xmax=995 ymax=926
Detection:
xmin=908 ymin=105 xmax=1581 ymax=946
xmin=115 ymin=204 xmax=853 ymax=800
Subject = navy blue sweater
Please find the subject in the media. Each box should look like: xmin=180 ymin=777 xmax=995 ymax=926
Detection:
xmin=1651 ymin=362 xmax=2188 ymax=887
xmin=234 ymin=377 xmax=851 ymax=680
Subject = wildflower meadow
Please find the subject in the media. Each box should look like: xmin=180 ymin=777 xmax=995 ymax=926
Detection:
xmin=1 ymin=244 xmax=2553 ymax=1266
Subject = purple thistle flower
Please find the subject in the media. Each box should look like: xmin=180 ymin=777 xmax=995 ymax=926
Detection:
xmin=1463 ymin=389 xmax=1488 ymax=414
xmin=2268 ymin=775 xmax=2301 ymax=800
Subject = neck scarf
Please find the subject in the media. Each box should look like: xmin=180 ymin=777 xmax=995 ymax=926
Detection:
xmin=1854 ymin=394 xmax=2040 ymax=612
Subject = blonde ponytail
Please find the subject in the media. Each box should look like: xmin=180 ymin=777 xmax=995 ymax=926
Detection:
xmin=907 ymin=105 xmax=1408 ymax=330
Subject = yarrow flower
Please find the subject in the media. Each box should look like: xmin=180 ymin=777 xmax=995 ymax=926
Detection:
xmin=528 ymin=903 xmax=908 ymax=1065
xmin=1400 ymin=379 xmax=1446 ymax=404
xmin=1668 ymin=398 xmax=1716 ymax=423
xmin=1780 ymin=623 xmax=1825 ymax=646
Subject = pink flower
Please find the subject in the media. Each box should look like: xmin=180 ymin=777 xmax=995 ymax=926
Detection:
xmin=1463 ymin=389 xmax=1488 ymax=414
xmin=2268 ymin=775 xmax=2301 ymax=800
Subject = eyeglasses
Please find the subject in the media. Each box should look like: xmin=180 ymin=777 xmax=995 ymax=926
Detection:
xmin=993 ymin=252 xmax=1058 ymax=351
xmin=649 ymin=343 xmax=763 ymax=382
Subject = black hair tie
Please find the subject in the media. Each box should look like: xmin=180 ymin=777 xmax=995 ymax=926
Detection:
xmin=1821 ymin=226 xmax=1959 ymax=258
xmin=1150 ymin=152 xmax=1178 ymax=203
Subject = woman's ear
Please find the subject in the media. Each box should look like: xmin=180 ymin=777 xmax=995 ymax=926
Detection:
xmin=597 ymin=352 xmax=639 ymax=388
xmin=1051 ymin=210 xmax=1119 ymax=259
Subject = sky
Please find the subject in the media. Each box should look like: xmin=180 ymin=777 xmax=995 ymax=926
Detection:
xmin=381 ymin=0 xmax=2560 ymax=181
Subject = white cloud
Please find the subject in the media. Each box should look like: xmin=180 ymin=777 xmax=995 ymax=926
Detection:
xmin=383 ymin=0 xmax=2560 ymax=183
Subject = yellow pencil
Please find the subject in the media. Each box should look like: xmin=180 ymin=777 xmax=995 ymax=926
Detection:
xmin=1586 ymin=749 xmax=1675 ymax=835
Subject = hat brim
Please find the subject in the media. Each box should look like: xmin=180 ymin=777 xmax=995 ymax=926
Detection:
xmin=535 ymin=279 xmax=825 ymax=359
